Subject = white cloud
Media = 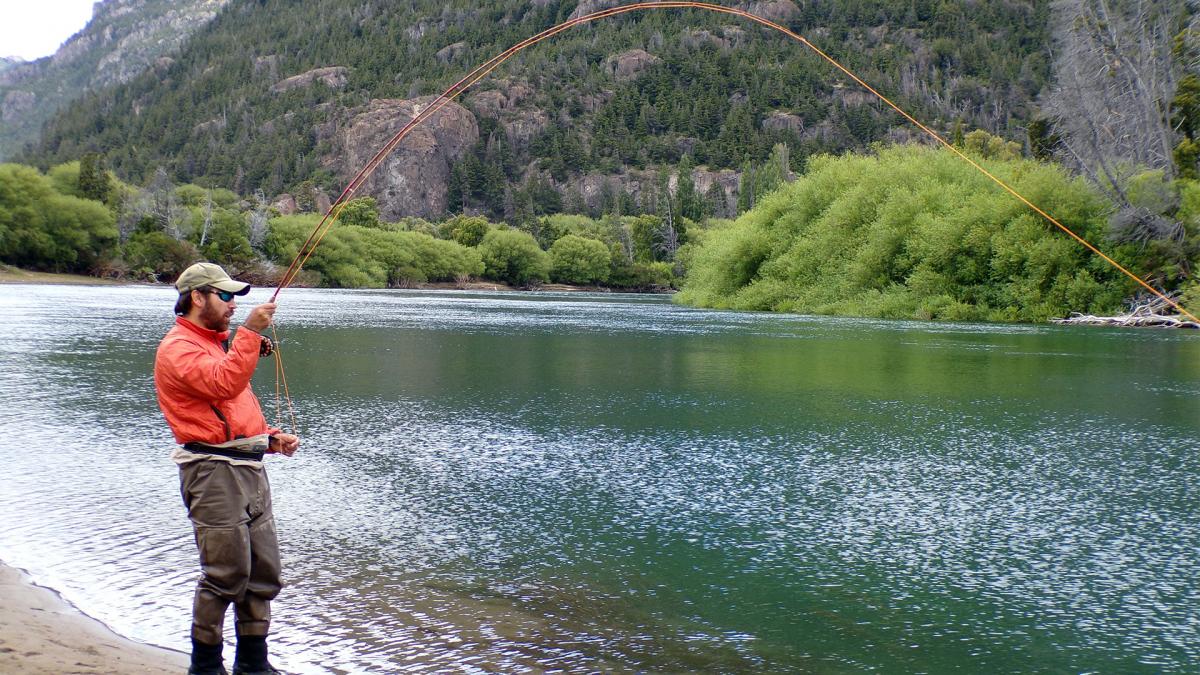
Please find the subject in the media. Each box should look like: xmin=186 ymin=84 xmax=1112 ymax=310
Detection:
xmin=0 ymin=0 xmax=98 ymax=61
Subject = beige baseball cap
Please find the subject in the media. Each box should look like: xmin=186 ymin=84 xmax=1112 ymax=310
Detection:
xmin=175 ymin=262 xmax=251 ymax=295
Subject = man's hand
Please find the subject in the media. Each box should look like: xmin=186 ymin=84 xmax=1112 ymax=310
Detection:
xmin=244 ymin=302 xmax=277 ymax=333
xmin=269 ymin=433 xmax=300 ymax=457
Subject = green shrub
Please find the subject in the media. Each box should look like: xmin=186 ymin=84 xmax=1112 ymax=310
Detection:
xmin=265 ymin=215 xmax=482 ymax=287
xmin=609 ymin=261 xmax=675 ymax=290
xmin=201 ymin=210 xmax=254 ymax=266
xmin=678 ymin=144 xmax=1133 ymax=321
xmin=0 ymin=163 xmax=117 ymax=272
xmin=125 ymin=231 xmax=199 ymax=281
xmin=336 ymin=197 xmax=382 ymax=228
xmin=549 ymin=234 xmax=611 ymax=284
xmin=438 ymin=215 xmax=492 ymax=247
xmin=478 ymin=229 xmax=548 ymax=285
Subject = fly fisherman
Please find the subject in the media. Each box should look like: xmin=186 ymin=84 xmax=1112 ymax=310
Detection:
xmin=155 ymin=262 xmax=300 ymax=675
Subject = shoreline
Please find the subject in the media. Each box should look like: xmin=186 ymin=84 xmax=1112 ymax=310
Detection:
xmin=0 ymin=560 xmax=188 ymax=674
xmin=0 ymin=265 xmax=672 ymax=294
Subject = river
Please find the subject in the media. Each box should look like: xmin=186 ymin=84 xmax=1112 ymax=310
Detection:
xmin=0 ymin=284 xmax=1197 ymax=673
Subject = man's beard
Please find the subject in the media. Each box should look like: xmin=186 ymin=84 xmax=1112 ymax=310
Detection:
xmin=199 ymin=300 xmax=231 ymax=332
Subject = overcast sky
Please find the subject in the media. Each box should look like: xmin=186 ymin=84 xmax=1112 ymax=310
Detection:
xmin=1 ymin=1 xmax=97 ymax=61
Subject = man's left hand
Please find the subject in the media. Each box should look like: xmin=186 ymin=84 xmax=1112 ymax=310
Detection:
xmin=269 ymin=433 xmax=300 ymax=456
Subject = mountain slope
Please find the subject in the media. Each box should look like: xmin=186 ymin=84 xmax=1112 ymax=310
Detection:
xmin=0 ymin=0 xmax=230 ymax=160
xmin=26 ymin=0 xmax=1052 ymax=220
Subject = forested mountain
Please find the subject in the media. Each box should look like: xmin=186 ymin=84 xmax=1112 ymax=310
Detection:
xmin=24 ymin=0 xmax=1053 ymax=221
xmin=0 ymin=0 xmax=231 ymax=161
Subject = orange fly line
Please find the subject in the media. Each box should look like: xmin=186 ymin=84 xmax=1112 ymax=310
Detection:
xmin=266 ymin=1 xmax=1199 ymax=427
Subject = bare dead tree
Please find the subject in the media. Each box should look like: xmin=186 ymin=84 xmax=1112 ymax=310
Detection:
xmin=199 ymin=190 xmax=213 ymax=249
xmin=248 ymin=189 xmax=270 ymax=251
xmin=146 ymin=167 xmax=191 ymax=241
xmin=115 ymin=188 xmax=143 ymax=244
xmin=653 ymin=197 xmax=680 ymax=262
xmin=1042 ymin=0 xmax=1187 ymax=201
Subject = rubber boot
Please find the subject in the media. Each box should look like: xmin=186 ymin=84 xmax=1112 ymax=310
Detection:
xmin=232 ymin=635 xmax=282 ymax=675
xmin=188 ymin=638 xmax=227 ymax=675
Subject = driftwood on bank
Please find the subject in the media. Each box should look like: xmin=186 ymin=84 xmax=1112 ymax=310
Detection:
xmin=1052 ymin=296 xmax=1200 ymax=329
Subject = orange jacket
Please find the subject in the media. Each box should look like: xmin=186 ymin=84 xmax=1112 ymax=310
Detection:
xmin=154 ymin=317 xmax=279 ymax=445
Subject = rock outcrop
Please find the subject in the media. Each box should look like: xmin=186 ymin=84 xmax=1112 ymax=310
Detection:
xmin=2 ymin=90 xmax=36 ymax=125
xmin=271 ymin=194 xmax=299 ymax=215
xmin=746 ymin=0 xmax=802 ymax=24
xmin=270 ymin=67 xmax=349 ymax=93
xmin=606 ymin=49 xmax=661 ymax=81
xmin=681 ymin=26 xmax=747 ymax=51
xmin=435 ymin=42 xmax=467 ymax=63
xmin=334 ymin=97 xmax=479 ymax=220
xmin=467 ymin=82 xmax=549 ymax=152
xmin=568 ymin=0 xmax=623 ymax=21
xmin=564 ymin=166 xmax=742 ymax=218
xmin=762 ymin=111 xmax=804 ymax=134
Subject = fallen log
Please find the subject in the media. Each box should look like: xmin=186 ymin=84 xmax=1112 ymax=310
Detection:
xmin=1052 ymin=296 xmax=1200 ymax=329
xmin=1051 ymin=312 xmax=1200 ymax=328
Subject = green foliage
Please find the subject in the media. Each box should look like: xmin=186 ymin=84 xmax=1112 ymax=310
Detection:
xmin=676 ymin=154 xmax=702 ymax=221
xmin=446 ymin=119 xmax=510 ymax=219
xmin=521 ymin=215 xmax=572 ymax=249
xmin=629 ymin=215 xmax=662 ymax=264
xmin=48 ymin=162 xmax=84 ymax=198
xmin=1106 ymin=171 xmax=1200 ymax=288
xmin=1175 ymin=138 xmax=1200 ymax=181
xmin=477 ymin=228 xmax=548 ymax=285
xmin=336 ymin=197 xmax=382 ymax=228
xmin=78 ymin=153 xmax=113 ymax=203
xmin=736 ymin=145 xmax=794 ymax=215
xmin=961 ymin=130 xmax=1023 ymax=161
xmin=201 ymin=210 xmax=254 ymax=265
xmin=0 ymin=163 xmax=117 ymax=272
xmin=549 ymin=234 xmax=611 ymax=284
xmin=678 ymin=145 xmax=1134 ymax=322
xmin=1027 ymin=118 xmax=1059 ymax=162
xmin=266 ymin=214 xmax=482 ymax=287
xmin=174 ymin=183 xmax=209 ymax=207
xmin=124 ymin=230 xmax=199 ymax=280
xmin=438 ymin=215 xmax=492 ymax=247
xmin=1173 ymin=74 xmax=1200 ymax=142
xmin=609 ymin=261 xmax=676 ymax=290
xmin=1181 ymin=278 xmax=1200 ymax=315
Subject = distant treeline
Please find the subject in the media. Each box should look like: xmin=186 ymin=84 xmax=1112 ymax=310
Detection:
xmin=4 ymin=135 xmax=1198 ymax=321
xmin=0 ymin=154 xmax=688 ymax=291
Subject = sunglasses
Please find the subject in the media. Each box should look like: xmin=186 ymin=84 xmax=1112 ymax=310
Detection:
xmin=203 ymin=288 xmax=237 ymax=302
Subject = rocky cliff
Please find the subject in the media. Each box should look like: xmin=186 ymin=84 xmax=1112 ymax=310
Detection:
xmin=0 ymin=0 xmax=229 ymax=160
xmin=333 ymin=97 xmax=479 ymax=220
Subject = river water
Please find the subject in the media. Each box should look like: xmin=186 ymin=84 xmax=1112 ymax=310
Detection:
xmin=0 ymin=284 xmax=1197 ymax=673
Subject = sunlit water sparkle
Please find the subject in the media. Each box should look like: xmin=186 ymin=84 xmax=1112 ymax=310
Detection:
xmin=0 ymin=284 xmax=1198 ymax=673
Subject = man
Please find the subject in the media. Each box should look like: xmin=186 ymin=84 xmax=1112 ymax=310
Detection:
xmin=155 ymin=262 xmax=300 ymax=675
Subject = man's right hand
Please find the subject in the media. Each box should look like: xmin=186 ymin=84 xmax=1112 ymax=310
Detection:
xmin=244 ymin=302 xmax=277 ymax=333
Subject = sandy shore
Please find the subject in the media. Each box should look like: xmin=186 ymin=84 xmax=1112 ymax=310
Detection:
xmin=0 ymin=265 xmax=125 ymax=285
xmin=0 ymin=561 xmax=188 ymax=674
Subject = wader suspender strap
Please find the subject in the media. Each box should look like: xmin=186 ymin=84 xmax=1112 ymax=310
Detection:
xmin=210 ymin=405 xmax=232 ymax=442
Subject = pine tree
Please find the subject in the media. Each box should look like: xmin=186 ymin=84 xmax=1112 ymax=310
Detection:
xmin=737 ymin=157 xmax=754 ymax=214
xmin=677 ymin=154 xmax=702 ymax=221
xmin=78 ymin=153 xmax=111 ymax=203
